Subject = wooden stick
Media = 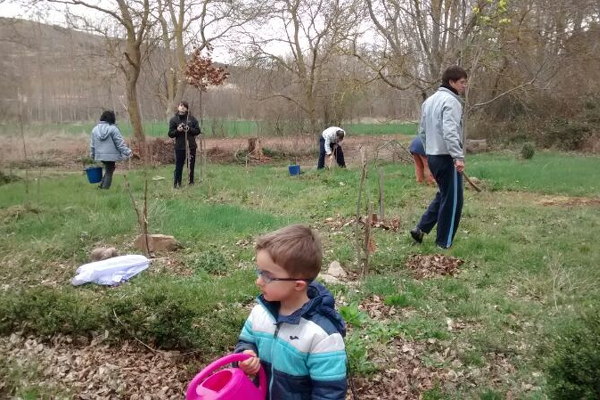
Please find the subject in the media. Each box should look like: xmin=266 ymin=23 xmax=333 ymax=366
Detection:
xmin=463 ymin=171 xmax=482 ymax=192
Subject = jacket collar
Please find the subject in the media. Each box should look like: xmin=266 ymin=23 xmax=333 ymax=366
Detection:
xmin=438 ymin=86 xmax=463 ymax=103
xmin=258 ymin=281 xmax=346 ymax=336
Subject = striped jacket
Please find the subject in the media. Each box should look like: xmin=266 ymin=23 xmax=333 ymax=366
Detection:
xmin=235 ymin=282 xmax=347 ymax=400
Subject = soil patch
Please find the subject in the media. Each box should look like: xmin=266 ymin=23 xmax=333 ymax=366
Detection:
xmin=0 ymin=134 xmax=413 ymax=170
xmin=537 ymin=195 xmax=600 ymax=207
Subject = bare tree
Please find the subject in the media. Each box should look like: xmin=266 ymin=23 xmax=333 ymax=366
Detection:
xmin=235 ymin=0 xmax=364 ymax=132
xmin=152 ymin=0 xmax=268 ymax=117
xmin=29 ymin=0 xmax=156 ymax=148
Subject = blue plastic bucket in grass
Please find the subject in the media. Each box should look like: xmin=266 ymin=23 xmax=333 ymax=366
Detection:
xmin=85 ymin=166 xmax=103 ymax=184
xmin=288 ymin=165 xmax=300 ymax=176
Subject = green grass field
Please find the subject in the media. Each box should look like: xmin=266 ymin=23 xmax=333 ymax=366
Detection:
xmin=0 ymin=120 xmax=417 ymax=138
xmin=1 ymin=151 xmax=599 ymax=398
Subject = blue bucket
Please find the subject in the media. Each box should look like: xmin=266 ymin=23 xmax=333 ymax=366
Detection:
xmin=288 ymin=165 xmax=300 ymax=176
xmin=85 ymin=166 xmax=103 ymax=184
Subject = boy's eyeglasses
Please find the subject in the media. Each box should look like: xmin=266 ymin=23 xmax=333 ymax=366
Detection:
xmin=255 ymin=269 xmax=314 ymax=285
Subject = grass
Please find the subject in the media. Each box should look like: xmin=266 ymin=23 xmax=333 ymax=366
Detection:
xmin=469 ymin=151 xmax=600 ymax=196
xmin=0 ymin=150 xmax=599 ymax=397
xmin=0 ymin=120 xmax=417 ymax=138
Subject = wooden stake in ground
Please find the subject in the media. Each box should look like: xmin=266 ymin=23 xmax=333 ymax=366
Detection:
xmin=124 ymin=176 xmax=152 ymax=257
xmin=199 ymin=134 xmax=206 ymax=182
xmin=378 ymin=168 xmax=385 ymax=220
xmin=355 ymin=147 xmax=371 ymax=277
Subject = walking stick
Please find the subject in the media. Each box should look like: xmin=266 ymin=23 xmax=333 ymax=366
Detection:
xmin=184 ymin=112 xmax=190 ymax=180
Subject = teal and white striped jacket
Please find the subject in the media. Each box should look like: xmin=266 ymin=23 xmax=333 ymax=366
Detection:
xmin=235 ymin=282 xmax=347 ymax=400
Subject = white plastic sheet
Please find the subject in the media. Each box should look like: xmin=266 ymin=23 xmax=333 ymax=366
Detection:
xmin=71 ymin=255 xmax=150 ymax=286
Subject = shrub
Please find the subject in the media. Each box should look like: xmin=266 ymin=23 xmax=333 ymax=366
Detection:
xmin=188 ymin=250 xmax=229 ymax=275
xmin=0 ymin=275 xmax=250 ymax=354
xmin=520 ymin=142 xmax=535 ymax=159
xmin=545 ymin=307 xmax=600 ymax=399
xmin=542 ymin=119 xmax=592 ymax=151
xmin=0 ymin=170 xmax=22 ymax=185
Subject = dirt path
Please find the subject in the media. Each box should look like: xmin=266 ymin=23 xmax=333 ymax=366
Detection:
xmin=0 ymin=133 xmax=413 ymax=169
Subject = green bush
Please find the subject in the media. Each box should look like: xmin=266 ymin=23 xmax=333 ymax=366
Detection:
xmin=542 ymin=118 xmax=592 ymax=151
xmin=545 ymin=307 xmax=600 ymax=399
xmin=0 ymin=287 xmax=103 ymax=336
xmin=520 ymin=142 xmax=535 ymax=159
xmin=0 ymin=170 xmax=21 ymax=185
xmin=0 ymin=276 xmax=249 ymax=353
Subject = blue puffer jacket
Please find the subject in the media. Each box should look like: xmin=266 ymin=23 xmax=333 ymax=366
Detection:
xmin=235 ymin=282 xmax=347 ymax=400
xmin=90 ymin=121 xmax=132 ymax=162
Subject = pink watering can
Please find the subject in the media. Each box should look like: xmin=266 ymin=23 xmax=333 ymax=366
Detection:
xmin=186 ymin=353 xmax=267 ymax=400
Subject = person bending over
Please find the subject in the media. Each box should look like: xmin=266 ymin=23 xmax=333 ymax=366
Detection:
xmin=317 ymin=126 xmax=346 ymax=169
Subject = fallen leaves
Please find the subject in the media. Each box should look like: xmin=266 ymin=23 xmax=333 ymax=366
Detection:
xmin=405 ymin=254 xmax=465 ymax=279
xmin=0 ymin=333 xmax=189 ymax=399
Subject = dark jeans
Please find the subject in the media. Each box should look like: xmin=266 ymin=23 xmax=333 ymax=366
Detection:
xmin=174 ymin=148 xmax=196 ymax=187
xmin=317 ymin=137 xmax=346 ymax=169
xmin=99 ymin=161 xmax=116 ymax=189
xmin=416 ymin=155 xmax=463 ymax=248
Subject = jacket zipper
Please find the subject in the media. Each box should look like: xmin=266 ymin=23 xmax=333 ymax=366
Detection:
xmin=269 ymin=323 xmax=281 ymax=400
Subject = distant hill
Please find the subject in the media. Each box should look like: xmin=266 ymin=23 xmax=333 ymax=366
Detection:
xmin=0 ymin=17 xmax=126 ymax=121
xmin=0 ymin=17 xmax=242 ymax=122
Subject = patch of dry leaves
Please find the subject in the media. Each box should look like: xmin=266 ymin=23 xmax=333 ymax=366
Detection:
xmin=324 ymin=215 xmax=401 ymax=232
xmin=349 ymin=337 xmax=444 ymax=399
xmin=405 ymin=254 xmax=464 ymax=279
xmin=0 ymin=333 xmax=189 ymax=399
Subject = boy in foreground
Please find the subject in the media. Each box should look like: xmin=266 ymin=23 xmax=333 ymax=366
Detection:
xmin=236 ymin=224 xmax=347 ymax=399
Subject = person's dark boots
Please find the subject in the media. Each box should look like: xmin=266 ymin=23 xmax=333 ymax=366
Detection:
xmin=410 ymin=227 xmax=424 ymax=243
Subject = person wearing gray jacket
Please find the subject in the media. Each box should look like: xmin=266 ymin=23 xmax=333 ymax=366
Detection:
xmin=410 ymin=66 xmax=468 ymax=249
xmin=90 ymin=110 xmax=132 ymax=189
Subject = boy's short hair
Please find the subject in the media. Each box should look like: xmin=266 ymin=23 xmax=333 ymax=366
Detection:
xmin=442 ymin=65 xmax=468 ymax=85
xmin=255 ymin=224 xmax=322 ymax=279
xmin=99 ymin=110 xmax=116 ymax=125
xmin=336 ymin=130 xmax=345 ymax=140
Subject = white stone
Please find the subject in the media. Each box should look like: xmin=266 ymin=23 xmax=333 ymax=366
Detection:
xmin=327 ymin=261 xmax=347 ymax=278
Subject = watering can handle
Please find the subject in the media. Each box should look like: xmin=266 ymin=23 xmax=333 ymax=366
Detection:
xmin=186 ymin=353 xmax=267 ymax=400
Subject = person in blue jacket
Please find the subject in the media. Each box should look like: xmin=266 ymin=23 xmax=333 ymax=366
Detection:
xmin=410 ymin=65 xmax=468 ymax=249
xmin=90 ymin=110 xmax=132 ymax=189
xmin=236 ymin=224 xmax=347 ymax=400
xmin=409 ymin=136 xmax=435 ymax=185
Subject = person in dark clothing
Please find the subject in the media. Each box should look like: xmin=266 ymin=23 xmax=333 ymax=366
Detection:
xmin=168 ymin=101 xmax=201 ymax=187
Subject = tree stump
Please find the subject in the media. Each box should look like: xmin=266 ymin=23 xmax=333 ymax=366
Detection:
xmin=247 ymin=137 xmax=264 ymax=159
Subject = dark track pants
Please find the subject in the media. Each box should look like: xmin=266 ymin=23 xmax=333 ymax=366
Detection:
xmin=174 ymin=148 xmax=196 ymax=187
xmin=99 ymin=161 xmax=116 ymax=189
xmin=317 ymin=137 xmax=346 ymax=169
xmin=416 ymin=155 xmax=463 ymax=248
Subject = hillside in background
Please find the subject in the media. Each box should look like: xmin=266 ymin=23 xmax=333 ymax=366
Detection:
xmin=0 ymin=17 xmax=414 ymax=125
xmin=0 ymin=17 xmax=115 ymax=121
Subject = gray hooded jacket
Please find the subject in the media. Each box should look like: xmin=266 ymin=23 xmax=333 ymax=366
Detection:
xmin=90 ymin=122 xmax=132 ymax=162
xmin=418 ymin=87 xmax=464 ymax=161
